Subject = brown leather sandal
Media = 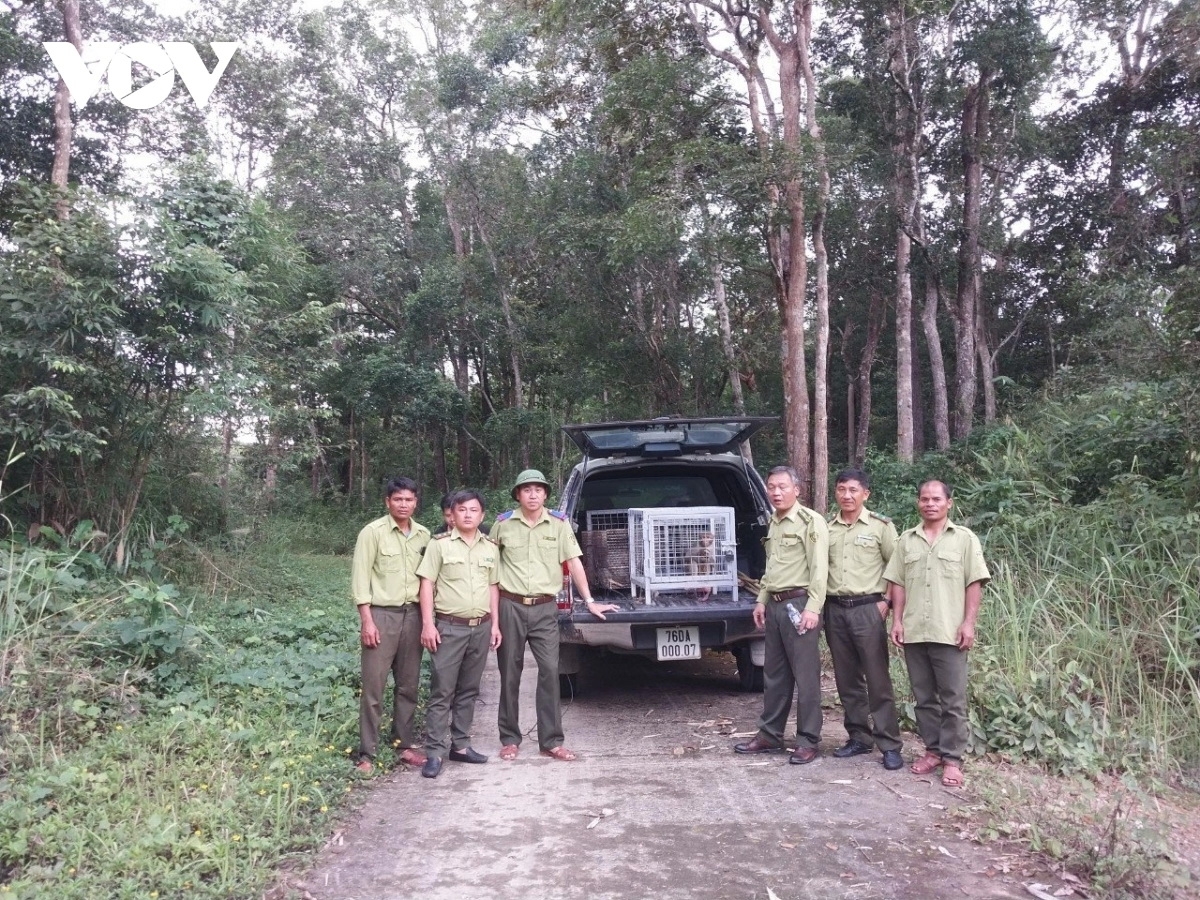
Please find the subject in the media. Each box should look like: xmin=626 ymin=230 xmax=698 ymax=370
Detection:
xmin=941 ymin=762 xmax=965 ymax=787
xmin=499 ymin=744 xmax=520 ymax=760
xmin=909 ymin=752 xmax=943 ymax=775
xmin=540 ymin=746 xmax=577 ymax=761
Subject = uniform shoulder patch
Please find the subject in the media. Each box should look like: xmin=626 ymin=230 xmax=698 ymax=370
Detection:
xmin=434 ymin=532 xmax=451 ymax=540
xmin=549 ymin=508 xmax=568 ymax=520
xmin=495 ymin=510 xmax=516 ymax=522
xmin=869 ymin=511 xmax=893 ymax=524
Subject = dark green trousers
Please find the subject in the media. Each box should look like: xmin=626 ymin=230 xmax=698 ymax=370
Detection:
xmin=757 ymin=599 xmax=823 ymax=750
xmin=423 ymin=619 xmax=491 ymax=759
xmin=497 ymin=599 xmax=563 ymax=750
xmin=824 ymin=602 xmax=901 ymax=752
xmin=358 ymin=604 xmax=423 ymax=759
xmin=903 ymin=641 xmax=969 ymax=762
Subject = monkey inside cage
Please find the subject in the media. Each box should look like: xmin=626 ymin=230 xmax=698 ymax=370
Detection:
xmin=627 ymin=507 xmax=737 ymax=603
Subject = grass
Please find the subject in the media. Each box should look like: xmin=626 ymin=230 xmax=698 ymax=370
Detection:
xmin=967 ymin=501 xmax=1200 ymax=776
xmin=0 ymin=540 xmax=404 ymax=899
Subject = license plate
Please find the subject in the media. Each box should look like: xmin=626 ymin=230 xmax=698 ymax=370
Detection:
xmin=656 ymin=626 xmax=700 ymax=661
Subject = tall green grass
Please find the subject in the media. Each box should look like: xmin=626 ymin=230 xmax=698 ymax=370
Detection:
xmin=971 ymin=502 xmax=1200 ymax=774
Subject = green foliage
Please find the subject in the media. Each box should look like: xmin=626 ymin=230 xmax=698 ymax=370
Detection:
xmin=874 ymin=374 xmax=1200 ymax=778
xmin=969 ymin=655 xmax=1115 ymax=775
xmin=0 ymin=540 xmax=377 ymax=898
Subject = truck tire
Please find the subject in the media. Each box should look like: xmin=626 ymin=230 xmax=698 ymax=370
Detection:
xmin=732 ymin=645 xmax=764 ymax=692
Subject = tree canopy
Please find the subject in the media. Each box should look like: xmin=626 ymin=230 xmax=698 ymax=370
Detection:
xmin=0 ymin=0 xmax=1195 ymax=530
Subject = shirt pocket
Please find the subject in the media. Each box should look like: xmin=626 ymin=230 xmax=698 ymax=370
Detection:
xmin=378 ymin=545 xmax=405 ymax=573
xmin=904 ymin=551 xmax=924 ymax=566
xmin=500 ymin=529 xmax=529 ymax=552
xmin=936 ymin=549 xmax=963 ymax=578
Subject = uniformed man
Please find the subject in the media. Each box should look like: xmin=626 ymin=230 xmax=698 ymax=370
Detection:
xmin=885 ymin=480 xmax=991 ymax=788
xmin=491 ymin=469 xmax=619 ymax=762
xmin=417 ymin=489 xmax=501 ymax=779
xmin=350 ymin=476 xmax=431 ymax=772
xmin=825 ymin=468 xmax=904 ymax=771
xmin=733 ymin=465 xmax=829 ymax=764
xmin=434 ymin=491 xmax=490 ymax=536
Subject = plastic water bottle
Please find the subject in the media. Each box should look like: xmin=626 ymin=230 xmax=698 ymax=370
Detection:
xmin=786 ymin=602 xmax=807 ymax=635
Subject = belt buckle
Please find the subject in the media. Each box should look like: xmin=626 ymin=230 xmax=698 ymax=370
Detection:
xmin=522 ymin=596 xmax=536 ymax=606
xmin=467 ymin=616 xmax=481 ymax=626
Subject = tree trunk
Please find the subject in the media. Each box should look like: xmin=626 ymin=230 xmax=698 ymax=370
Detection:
xmin=911 ymin=334 xmax=925 ymax=454
xmin=773 ymin=32 xmax=811 ymax=498
xmin=953 ymin=72 xmax=991 ymax=441
xmin=853 ymin=293 xmax=886 ymax=468
xmin=799 ymin=0 xmax=830 ymax=511
xmin=476 ymin=224 xmax=524 ymax=402
xmin=50 ymin=0 xmax=82 ymax=220
xmin=846 ymin=380 xmax=856 ymax=464
xmin=977 ymin=305 xmax=997 ymax=424
xmin=710 ymin=256 xmax=753 ymax=465
xmin=921 ymin=272 xmax=952 ymax=449
xmin=887 ymin=0 xmax=918 ymax=463
xmin=443 ymin=194 xmax=473 ymax=483
xmin=686 ymin=3 xmax=811 ymax=493
xmin=433 ymin=426 xmax=448 ymax=494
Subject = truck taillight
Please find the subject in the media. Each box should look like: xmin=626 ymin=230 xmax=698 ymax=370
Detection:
xmin=557 ymin=564 xmax=572 ymax=610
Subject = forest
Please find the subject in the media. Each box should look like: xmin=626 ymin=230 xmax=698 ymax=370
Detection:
xmin=1 ymin=0 xmax=1199 ymax=897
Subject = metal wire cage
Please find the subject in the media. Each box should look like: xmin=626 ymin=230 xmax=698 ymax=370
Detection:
xmin=627 ymin=507 xmax=737 ymax=603
xmin=581 ymin=509 xmax=631 ymax=589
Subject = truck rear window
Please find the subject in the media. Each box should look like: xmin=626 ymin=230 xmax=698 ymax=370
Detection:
xmin=579 ymin=476 xmax=719 ymax=513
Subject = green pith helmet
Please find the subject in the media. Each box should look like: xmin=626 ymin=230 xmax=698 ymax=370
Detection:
xmin=511 ymin=468 xmax=552 ymax=500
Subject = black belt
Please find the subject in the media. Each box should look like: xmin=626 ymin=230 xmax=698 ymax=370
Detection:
xmin=435 ymin=612 xmax=491 ymax=626
xmin=827 ymin=593 xmax=884 ymax=608
xmin=499 ymin=589 xmax=556 ymax=606
xmin=770 ymin=588 xmax=808 ymax=602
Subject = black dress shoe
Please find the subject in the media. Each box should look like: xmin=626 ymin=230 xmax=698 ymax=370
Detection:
xmin=881 ymin=749 xmax=904 ymax=771
xmin=832 ymin=739 xmax=873 ymax=758
xmin=448 ymin=747 xmax=488 ymax=764
xmin=421 ymin=756 xmax=443 ymax=778
xmin=734 ymin=736 xmax=782 ymax=754
xmin=789 ymin=746 xmax=820 ymax=765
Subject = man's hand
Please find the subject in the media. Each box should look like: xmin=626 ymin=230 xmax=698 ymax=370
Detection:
xmin=585 ymin=600 xmax=620 ymax=621
xmin=955 ymin=620 xmax=976 ymax=651
xmin=797 ymin=610 xmax=819 ymax=634
xmin=490 ymin=624 xmax=502 ymax=651
xmin=358 ymin=606 xmax=380 ymax=648
xmin=421 ymin=622 xmax=441 ymax=652
xmin=752 ymin=602 xmax=766 ymax=630
xmin=876 ymin=600 xmax=889 ymax=621
xmin=890 ymin=621 xmax=905 ymax=647
xmin=361 ymin=620 xmax=381 ymax=648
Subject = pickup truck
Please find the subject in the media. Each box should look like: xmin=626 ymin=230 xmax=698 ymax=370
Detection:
xmin=553 ymin=417 xmax=778 ymax=692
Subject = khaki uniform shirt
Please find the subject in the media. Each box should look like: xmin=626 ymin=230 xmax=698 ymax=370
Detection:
xmin=757 ymin=502 xmax=829 ymax=614
xmin=827 ymin=508 xmax=897 ymax=596
xmin=491 ymin=509 xmax=581 ymax=596
xmin=883 ymin=520 xmax=991 ymax=645
xmin=416 ymin=529 xmax=499 ymax=619
xmin=351 ymin=515 xmax=431 ymax=608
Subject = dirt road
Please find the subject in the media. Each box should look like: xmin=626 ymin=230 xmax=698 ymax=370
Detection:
xmin=303 ymin=651 xmax=1054 ymax=900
